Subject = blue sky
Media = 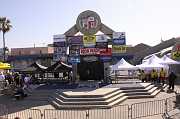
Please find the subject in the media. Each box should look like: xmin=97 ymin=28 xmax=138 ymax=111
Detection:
xmin=0 ymin=0 xmax=180 ymax=48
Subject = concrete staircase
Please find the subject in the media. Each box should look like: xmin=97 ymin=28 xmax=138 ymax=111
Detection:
xmin=124 ymin=83 xmax=167 ymax=99
xmin=51 ymin=88 xmax=127 ymax=109
xmin=50 ymin=83 xmax=167 ymax=109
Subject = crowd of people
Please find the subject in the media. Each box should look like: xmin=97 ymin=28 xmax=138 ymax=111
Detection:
xmin=138 ymin=68 xmax=177 ymax=90
xmin=0 ymin=71 xmax=32 ymax=99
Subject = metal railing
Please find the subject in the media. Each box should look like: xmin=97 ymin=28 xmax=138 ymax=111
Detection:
xmin=131 ymin=99 xmax=166 ymax=119
xmin=7 ymin=109 xmax=42 ymax=119
xmin=44 ymin=109 xmax=86 ymax=119
xmin=87 ymin=105 xmax=129 ymax=119
xmin=0 ymin=95 xmax=179 ymax=119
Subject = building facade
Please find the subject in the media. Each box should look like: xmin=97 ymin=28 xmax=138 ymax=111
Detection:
xmin=8 ymin=47 xmax=53 ymax=70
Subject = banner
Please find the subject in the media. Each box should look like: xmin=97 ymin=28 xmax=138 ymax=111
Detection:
xmin=53 ymin=54 xmax=67 ymax=62
xmin=68 ymin=56 xmax=80 ymax=63
xmin=69 ymin=45 xmax=81 ymax=56
xmin=80 ymin=48 xmax=100 ymax=55
xmin=54 ymin=42 xmax=66 ymax=47
xmin=113 ymin=32 xmax=126 ymax=45
xmin=172 ymin=44 xmax=180 ymax=60
xmin=112 ymin=45 xmax=127 ymax=54
xmin=83 ymin=56 xmax=98 ymax=62
xmin=68 ymin=36 xmax=83 ymax=45
xmin=99 ymin=48 xmax=112 ymax=56
xmin=100 ymin=56 xmax=112 ymax=62
xmin=54 ymin=47 xmax=66 ymax=54
xmin=53 ymin=34 xmax=66 ymax=42
xmin=83 ymin=35 xmax=96 ymax=47
xmin=96 ymin=35 xmax=108 ymax=42
xmin=96 ymin=42 xmax=108 ymax=48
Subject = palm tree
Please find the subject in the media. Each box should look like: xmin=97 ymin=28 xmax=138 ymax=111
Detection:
xmin=0 ymin=17 xmax=12 ymax=62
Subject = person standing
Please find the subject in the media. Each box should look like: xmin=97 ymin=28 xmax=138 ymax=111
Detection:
xmin=168 ymin=71 xmax=177 ymax=90
xmin=159 ymin=68 xmax=166 ymax=86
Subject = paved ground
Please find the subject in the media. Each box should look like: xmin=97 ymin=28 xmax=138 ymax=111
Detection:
xmin=0 ymin=83 xmax=180 ymax=119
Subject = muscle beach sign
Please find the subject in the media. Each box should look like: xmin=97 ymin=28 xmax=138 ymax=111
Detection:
xmin=76 ymin=10 xmax=101 ymax=35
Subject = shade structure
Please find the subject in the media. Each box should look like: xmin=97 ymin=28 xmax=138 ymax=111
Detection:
xmin=143 ymin=54 xmax=165 ymax=64
xmin=160 ymin=55 xmax=180 ymax=65
xmin=110 ymin=58 xmax=137 ymax=70
xmin=0 ymin=62 xmax=11 ymax=69
xmin=136 ymin=58 xmax=166 ymax=70
xmin=46 ymin=61 xmax=72 ymax=72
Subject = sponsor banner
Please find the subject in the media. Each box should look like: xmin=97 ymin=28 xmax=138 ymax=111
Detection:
xmin=172 ymin=44 xmax=180 ymax=60
xmin=112 ymin=45 xmax=127 ymax=54
xmin=54 ymin=42 xmax=66 ymax=47
xmin=96 ymin=42 xmax=108 ymax=48
xmin=172 ymin=51 xmax=180 ymax=60
xmin=80 ymin=48 xmax=100 ymax=55
xmin=54 ymin=47 xmax=67 ymax=54
xmin=83 ymin=56 xmax=98 ymax=62
xmin=100 ymin=56 xmax=112 ymax=62
xmin=68 ymin=36 xmax=83 ymax=45
xmin=68 ymin=56 xmax=80 ymax=63
xmin=96 ymin=35 xmax=108 ymax=42
xmin=53 ymin=54 xmax=67 ymax=62
xmin=99 ymin=48 xmax=112 ymax=56
xmin=83 ymin=35 xmax=96 ymax=47
xmin=69 ymin=45 xmax=81 ymax=56
xmin=113 ymin=32 xmax=126 ymax=45
xmin=53 ymin=34 xmax=66 ymax=42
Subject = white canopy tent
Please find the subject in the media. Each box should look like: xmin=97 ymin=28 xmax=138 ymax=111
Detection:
xmin=117 ymin=58 xmax=137 ymax=70
xmin=110 ymin=58 xmax=137 ymax=71
xmin=109 ymin=58 xmax=138 ymax=78
xmin=160 ymin=55 xmax=180 ymax=65
xmin=136 ymin=57 xmax=166 ymax=70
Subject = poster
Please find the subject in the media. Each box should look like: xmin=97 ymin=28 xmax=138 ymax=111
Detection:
xmin=99 ymin=48 xmax=112 ymax=56
xmin=113 ymin=32 xmax=126 ymax=45
xmin=68 ymin=36 xmax=83 ymax=45
xmin=96 ymin=35 xmax=108 ymax=42
xmin=53 ymin=34 xmax=66 ymax=42
xmin=80 ymin=48 xmax=100 ymax=55
xmin=112 ymin=45 xmax=127 ymax=54
xmin=83 ymin=35 xmax=96 ymax=47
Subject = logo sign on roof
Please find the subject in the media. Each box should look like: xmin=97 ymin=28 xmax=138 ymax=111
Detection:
xmin=76 ymin=10 xmax=101 ymax=35
xmin=83 ymin=35 xmax=96 ymax=47
xmin=113 ymin=32 xmax=126 ymax=45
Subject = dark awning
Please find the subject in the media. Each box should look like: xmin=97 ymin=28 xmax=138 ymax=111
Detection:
xmin=46 ymin=61 xmax=72 ymax=72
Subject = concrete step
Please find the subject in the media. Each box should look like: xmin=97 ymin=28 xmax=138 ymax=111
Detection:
xmin=127 ymin=95 xmax=154 ymax=99
xmin=151 ymin=89 xmax=161 ymax=96
xmin=51 ymin=100 xmax=112 ymax=109
xmin=108 ymin=96 xmax=128 ymax=106
xmin=148 ymin=87 xmax=158 ymax=93
xmin=125 ymin=92 xmax=151 ymax=96
xmin=145 ymin=85 xmax=155 ymax=90
xmin=59 ymin=88 xmax=120 ymax=98
xmin=52 ymin=92 xmax=126 ymax=105
xmin=54 ymin=90 xmax=123 ymax=101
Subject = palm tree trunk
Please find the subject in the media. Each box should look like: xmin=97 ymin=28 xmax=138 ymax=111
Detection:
xmin=2 ymin=32 xmax=5 ymax=62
